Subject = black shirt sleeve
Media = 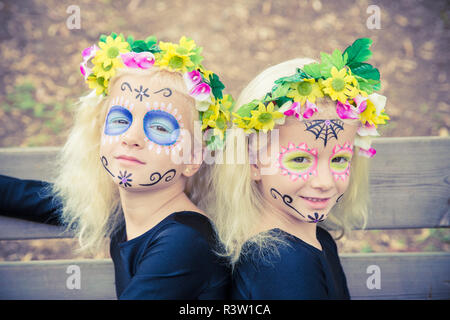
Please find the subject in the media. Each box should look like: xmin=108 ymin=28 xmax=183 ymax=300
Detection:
xmin=0 ymin=174 xmax=63 ymax=225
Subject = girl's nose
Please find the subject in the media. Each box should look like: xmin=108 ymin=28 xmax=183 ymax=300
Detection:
xmin=121 ymin=122 xmax=145 ymax=149
xmin=309 ymin=160 xmax=334 ymax=192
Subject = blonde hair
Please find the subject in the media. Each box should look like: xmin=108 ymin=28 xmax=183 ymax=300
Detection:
xmin=51 ymin=67 xmax=198 ymax=254
xmin=200 ymin=58 xmax=370 ymax=266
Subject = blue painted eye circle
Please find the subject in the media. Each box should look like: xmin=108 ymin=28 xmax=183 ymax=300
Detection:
xmin=143 ymin=110 xmax=180 ymax=146
xmin=104 ymin=106 xmax=133 ymax=136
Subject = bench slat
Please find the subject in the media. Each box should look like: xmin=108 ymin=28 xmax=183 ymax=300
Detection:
xmin=0 ymin=137 xmax=449 ymax=240
xmin=0 ymin=252 xmax=448 ymax=299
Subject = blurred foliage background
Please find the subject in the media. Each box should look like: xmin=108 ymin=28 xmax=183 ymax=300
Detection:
xmin=0 ymin=0 xmax=449 ymax=260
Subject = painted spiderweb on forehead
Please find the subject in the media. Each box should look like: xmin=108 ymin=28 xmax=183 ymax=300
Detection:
xmin=304 ymin=119 xmax=344 ymax=147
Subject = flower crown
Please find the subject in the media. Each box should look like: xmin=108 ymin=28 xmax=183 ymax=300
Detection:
xmin=80 ymin=32 xmax=234 ymax=150
xmin=233 ymin=38 xmax=389 ymax=158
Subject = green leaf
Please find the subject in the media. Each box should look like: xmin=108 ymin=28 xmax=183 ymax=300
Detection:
xmin=99 ymin=34 xmax=107 ymax=43
xmin=350 ymin=62 xmax=380 ymax=81
xmin=274 ymin=96 xmax=291 ymax=108
xmin=343 ymin=38 xmax=373 ymax=67
xmin=271 ymin=83 xmax=290 ymax=99
xmin=343 ymin=52 xmax=348 ymax=65
xmin=208 ymin=73 xmax=225 ymax=100
xmin=190 ymin=53 xmax=203 ymax=66
xmin=275 ymin=69 xmax=308 ymax=85
xmin=330 ymin=49 xmax=345 ymax=70
xmin=236 ymin=100 xmax=259 ymax=117
xmin=354 ymin=75 xmax=374 ymax=94
xmin=131 ymin=40 xmax=147 ymax=53
xmin=303 ymin=63 xmax=322 ymax=79
xmin=145 ymin=36 xmax=158 ymax=46
xmin=126 ymin=35 xmax=134 ymax=47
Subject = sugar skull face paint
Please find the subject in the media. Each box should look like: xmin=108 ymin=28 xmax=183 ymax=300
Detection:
xmin=255 ymin=117 xmax=359 ymax=224
xmin=277 ymin=142 xmax=318 ymax=181
xmin=99 ymin=72 xmax=195 ymax=191
xmin=329 ymin=142 xmax=354 ymax=181
xmin=104 ymin=105 xmax=133 ymax=136
xmin=143 ymin=109 xmax=180 ymax=146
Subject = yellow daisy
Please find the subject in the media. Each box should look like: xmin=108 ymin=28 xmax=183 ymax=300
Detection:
xmin=156 ymin=46 xmax=194 ymax=73
xmin=87 ymin=75 xmax=109 ymax=96
xmin=359 ymin=98 xmax=390 ymax=127
xmin=287 ymin=79 xmax=323 ymax=105
xmin=321 ymin=67 xmax=359 ymax=102
xmin=92 ymin=56 xmax=124 ymax=80
xmin=249 ymin=102 xmax=284 ymax=133
xmin=95 ymin=36 xmax=130 ymax=69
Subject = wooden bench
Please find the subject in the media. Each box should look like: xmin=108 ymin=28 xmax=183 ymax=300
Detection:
xmin=0 ymin=136 xmax=449 ymax=299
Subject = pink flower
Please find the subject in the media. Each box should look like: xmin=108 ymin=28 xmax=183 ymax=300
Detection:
xmin=358 ymin=147 xmax=377 ymax=158
xmin=357 ymin=122 xmax=379 ymax=137
xmin=82 ymin=44 xmax=98 ymax=59
xmin=283 ymin=102 xmax=301 ymax=119
xmin=353 ymin=95 xmax=368 ymax=113
xmin=80 ymin=44 xmax=98 ymax=80
xmin=336 ymin=100 xmax=360 ymax=119
xmin=121 ymin=52 xmax=155 ymax=69
xmin=183 ymin=70 xmax=202 ymax=91
xmin=190 ymin=82 xmax=211 ymax=101
xmin=302 ymin=100 xmax=318 ymax=119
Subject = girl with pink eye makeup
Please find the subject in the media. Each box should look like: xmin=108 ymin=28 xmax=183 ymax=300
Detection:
xmin=199 ymin=39 xmax=389 ymax=299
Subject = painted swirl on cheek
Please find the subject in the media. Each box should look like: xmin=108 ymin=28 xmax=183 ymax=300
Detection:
xmin=143 ymin=110 xmax=180 ymax=146
xmin=139 ymin=169 xmax=177 ymax=186
xmin=101 ymin=156 xmax=115 ymax=177
xmin=104 ymin=106 xmax=133 ymax=136
xmin=270 ymin=188 xmax=306 ymax=218
xmin=270 ymin=188 xmax=326 ymax=223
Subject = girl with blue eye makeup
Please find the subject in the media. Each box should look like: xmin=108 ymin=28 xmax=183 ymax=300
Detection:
xmin=0 ymin=34 xmax=233 ymax=300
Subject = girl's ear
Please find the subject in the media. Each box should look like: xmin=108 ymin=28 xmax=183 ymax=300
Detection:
xmin=182 ymin=162 xmax=202 ymax=177
xmin=250 ymin=163 xmax=262 ymax=181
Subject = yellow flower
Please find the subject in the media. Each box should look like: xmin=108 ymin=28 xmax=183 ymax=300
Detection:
xmin=359 ymin=94 xmax=390 ymax=127
xmin=201 ymin=102 xmax=220 ymax=131
xmin=321 ymin=67 xmax=359 ymax=102
xmin=249 ymin=102 xmax=284 ymax=133
xmin=156 ymin=46 xmax=194 ymax=73
xmin=178 ymin=36 xmax=196 ymax=52
xmin=232 ymin=113 xmax=254 ymax=134
xmin=156 ymin=37 xmax=200 ymax=73
xmin=87 ymin=75 xmax=109 ymax=96
xmin=95 ymin=36 xmax=130 ymax=69
xmin=201 ymin=97 xmax=232 ymax=139
xmin=92 ymin=55 xmax=124 ymax=80
xmin=287 ymin=79 xmax=323 ymax=105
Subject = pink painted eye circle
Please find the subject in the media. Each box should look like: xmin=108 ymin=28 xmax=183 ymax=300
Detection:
xmin=278 ymin=143 xmax=318 ymax=181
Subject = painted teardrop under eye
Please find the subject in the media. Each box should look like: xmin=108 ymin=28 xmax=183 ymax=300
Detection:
xmin=143 ymin=110 xmax=180 ymax=146
xmin=104 ymin=105 xmax=133 ymax=136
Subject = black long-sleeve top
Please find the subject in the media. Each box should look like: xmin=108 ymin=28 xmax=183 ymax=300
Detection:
xmin=232 ymin=227 xmax=350 ymax=299
xmin=0 ymin=174 xmax=230 ymax=299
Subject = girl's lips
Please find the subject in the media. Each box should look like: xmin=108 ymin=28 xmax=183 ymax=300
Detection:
xmin=300 ymin=196 xmax=331 ymax=210
xmin=115 ymin=155 xmax=146 ymax=165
